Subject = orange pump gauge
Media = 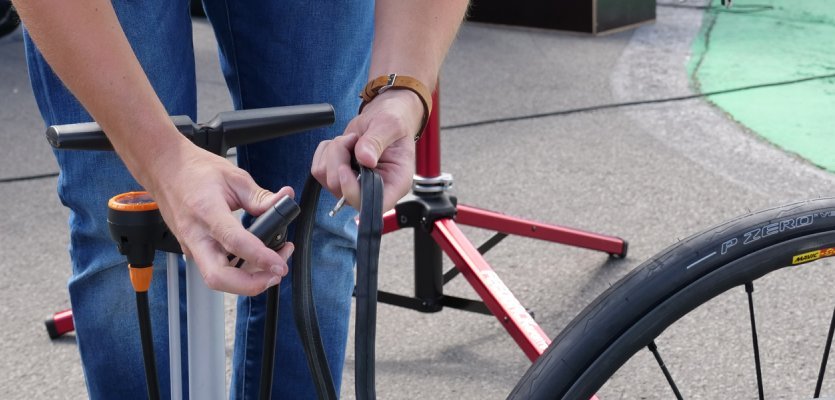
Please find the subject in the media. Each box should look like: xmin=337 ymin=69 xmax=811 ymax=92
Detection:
xmin=108 ymin=191 xmax=159 ymax=212
xmin=107 ymin=191 xmax=168 ymax=293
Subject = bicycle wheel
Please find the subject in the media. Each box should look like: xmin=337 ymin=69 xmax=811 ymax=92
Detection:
xmin=509 ymin=197 xmax=835 ymax=399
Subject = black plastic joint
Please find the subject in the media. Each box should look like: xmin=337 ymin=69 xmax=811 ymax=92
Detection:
xmin=192 ymin=124 xmax=227 ymax=156
xmin=44 ymin=317 xmax=60 ymax=340
xmin=394 ymin=192 xmax=458 ymax=231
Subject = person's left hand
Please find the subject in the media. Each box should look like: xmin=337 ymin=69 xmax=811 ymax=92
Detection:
xmin=312 ymin=89 xmax=424 ymax=212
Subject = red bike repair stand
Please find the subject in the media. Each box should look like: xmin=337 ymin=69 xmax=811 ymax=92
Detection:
xmin=379 ymin=88 xmax=627 ymax=361
xmin=46 ymin=89 xmax=627 ymax=364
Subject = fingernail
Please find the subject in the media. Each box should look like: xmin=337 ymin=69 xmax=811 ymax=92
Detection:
xmin=267 ymin=276 xmax=281 ymax=288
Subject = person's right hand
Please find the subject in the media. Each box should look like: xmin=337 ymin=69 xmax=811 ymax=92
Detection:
xmin=14 ymin=0 xmax=291 ymax=297
xmin=142 ymin=140 xmax=293 ymax=296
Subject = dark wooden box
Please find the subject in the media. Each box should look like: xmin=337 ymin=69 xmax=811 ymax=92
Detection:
xmin=467 ymin=0 xmax=656 ymax=35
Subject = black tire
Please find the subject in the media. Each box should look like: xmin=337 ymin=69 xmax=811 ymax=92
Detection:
xmin=509 ymin=197 xmax=835 ymax=399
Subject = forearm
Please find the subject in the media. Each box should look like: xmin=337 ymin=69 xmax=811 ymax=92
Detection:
xmin=370 ymin=0 xmax=470 ymax=88
xmin=13 ymin=0 xmax=190 ymax=189
xmin=313 ymin=1 xmax=469 ymax=212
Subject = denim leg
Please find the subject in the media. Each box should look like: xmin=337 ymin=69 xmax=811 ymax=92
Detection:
xmin=22 ymin=1 xmax=195 ymax=398
xmin=199 ymin=0 xmax=374 ymax=398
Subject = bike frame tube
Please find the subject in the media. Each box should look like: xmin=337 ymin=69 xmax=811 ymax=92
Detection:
xmin=185 ymin=256 xmax=226 ymax=400
xmin=430 ymin=219 xmax=551 ymax=361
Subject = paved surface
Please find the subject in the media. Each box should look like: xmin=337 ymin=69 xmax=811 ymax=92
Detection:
xmin=2 ymin=1 xmax=834 ymax=399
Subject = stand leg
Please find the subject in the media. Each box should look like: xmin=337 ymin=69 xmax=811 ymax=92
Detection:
xmin=430 ymin=218 xmax=551 ymax=361
xmin=456 ymin=204 xmax=627 ymax=256
xmin=415 ymin=229 xmax=444 ymax=312
xmin=44 ymin=309 xmax=75 ymax=339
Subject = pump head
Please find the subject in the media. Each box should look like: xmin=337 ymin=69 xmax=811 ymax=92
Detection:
xmin=107 ymin=192 xmax=170 ymax=268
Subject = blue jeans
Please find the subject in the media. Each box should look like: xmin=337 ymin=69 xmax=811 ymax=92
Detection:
xmin=23 ymin=0 xmax=373 ymax=398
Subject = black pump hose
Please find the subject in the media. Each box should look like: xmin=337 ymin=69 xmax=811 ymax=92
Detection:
xmin=135 ymin=290 xmax=161 ymax=400
xmin=258 ymin=285 xmax=281 ymax=400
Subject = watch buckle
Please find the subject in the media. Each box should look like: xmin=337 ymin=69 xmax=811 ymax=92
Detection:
xmin=378 ymin=73 xmax=397 ymax=94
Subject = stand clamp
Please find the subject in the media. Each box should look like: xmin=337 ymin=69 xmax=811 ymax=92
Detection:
xmin=396 ymin=174 xmax=458 ymax=232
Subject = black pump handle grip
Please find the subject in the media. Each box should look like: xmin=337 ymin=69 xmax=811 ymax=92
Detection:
xmin=46 ymin=116 xmax=197 ymax=151
xmin=46 ymin=104 xmax=335 ymax=153
xmin=209 ymin=104 xmax=335 ymax=149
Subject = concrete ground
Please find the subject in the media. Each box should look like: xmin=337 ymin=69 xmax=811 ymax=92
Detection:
xmin=2 ymin=1 xmax=834 ymax=399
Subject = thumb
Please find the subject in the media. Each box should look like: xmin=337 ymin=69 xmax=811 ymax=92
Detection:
xmin=355 ymin=127 xmax=398 ymax=169
xmin=237 ymin=182 xmax=295 ymax=217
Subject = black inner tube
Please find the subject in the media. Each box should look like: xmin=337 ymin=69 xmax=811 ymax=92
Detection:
xmin=258 ymin=169 xmax=383 ymax=400
xmin=354 ymin=168 xmax=383 ymax=400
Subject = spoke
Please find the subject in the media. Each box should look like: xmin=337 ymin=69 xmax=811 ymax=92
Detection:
xmin=814 ymin=306 xmax=835 ymax=398
xmin=745 ymin=282 xmax=765 ymax=400
xmin=648 ymin=341 xmax=684 ymax=400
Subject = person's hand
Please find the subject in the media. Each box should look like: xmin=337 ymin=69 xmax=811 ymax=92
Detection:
xmin=312 ymin=90 xmax=423 ymax=212
xmin=143 ymin=142 xmax=294 ymax=296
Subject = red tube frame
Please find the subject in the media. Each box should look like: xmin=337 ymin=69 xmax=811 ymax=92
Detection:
xmin=457 ymin=205 xmax=625 ymax=255
xmin=431 ymin=219 xmax=551 ymax=360
xmin=45 ymin=309 xmax=75 ymax=339
xmin=416 ymin=90 xmax=442 ymax=178
xmin=391 ymin=85 xmax=617 ymax=399
xmin=53 ymin=309 xmax=75 ymax=334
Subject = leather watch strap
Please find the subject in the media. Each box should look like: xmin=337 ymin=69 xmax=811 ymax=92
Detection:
xmin=359 ymin=74 xmax=433 ymax=142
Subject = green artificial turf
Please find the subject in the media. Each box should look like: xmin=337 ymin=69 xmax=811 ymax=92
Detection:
xmin=689 ymin=0 xmax=835 ymax=171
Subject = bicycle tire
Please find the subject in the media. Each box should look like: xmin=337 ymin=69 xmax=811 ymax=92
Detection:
xmin=508 ymin=197 xmax=835 ymax=399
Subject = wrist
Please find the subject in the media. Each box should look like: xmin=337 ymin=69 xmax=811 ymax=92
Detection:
xmin=362 ymin=90 xmax=424 ymax=142
xmin=128 ymin=127 xmax=196 ymax=193
xmin=359 ymin=74 xmax=433 ymax=141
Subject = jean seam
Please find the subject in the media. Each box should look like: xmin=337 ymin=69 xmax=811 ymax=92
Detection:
xmin=219 ymin=0 xmax=244 ymax=108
